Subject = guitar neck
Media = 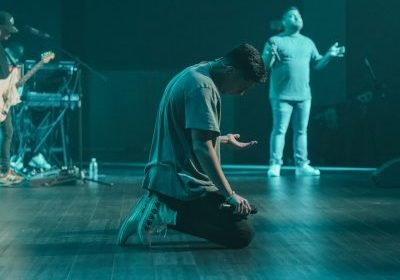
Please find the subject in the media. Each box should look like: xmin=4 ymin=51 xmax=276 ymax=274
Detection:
xmin=15 ymin=60 xmax=46 ymax=87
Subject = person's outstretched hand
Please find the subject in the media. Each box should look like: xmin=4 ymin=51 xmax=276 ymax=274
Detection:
xmin=220 ymin=133 xmax=257 ymax=150
xmin=328 ymin=42 xmax=345 ymax=57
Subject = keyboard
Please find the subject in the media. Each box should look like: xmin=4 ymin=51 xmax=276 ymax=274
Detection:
xmin=24 ymin=91 xmax=80 ymax=108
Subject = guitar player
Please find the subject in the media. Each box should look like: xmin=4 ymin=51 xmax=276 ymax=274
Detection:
xmin=0 ymin=11 xmax=23 ymax=186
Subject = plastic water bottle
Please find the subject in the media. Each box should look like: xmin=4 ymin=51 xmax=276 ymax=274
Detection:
xmin=88 ymin=158 xmax=98 ymax=180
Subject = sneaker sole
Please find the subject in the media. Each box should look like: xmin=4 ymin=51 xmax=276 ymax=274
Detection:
xmin=116 ymin=193 xmax=149 ymax=245
xmin=137 ymin=195 xmax=159 ymax=246
xmin=3 ymin=178 xmax=24 ymax=185
xmin=295 ymin=172 xmax=320 ymax=176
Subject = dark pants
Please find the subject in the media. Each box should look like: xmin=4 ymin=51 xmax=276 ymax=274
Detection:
xmin=158 ymin=192 xmax=255 ymax=249
xmin=0 ymin=113 xmax=13 ymax=173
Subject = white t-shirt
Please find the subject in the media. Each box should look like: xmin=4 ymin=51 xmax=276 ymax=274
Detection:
xmin=263 ymin=33 xmax=322 ymax=101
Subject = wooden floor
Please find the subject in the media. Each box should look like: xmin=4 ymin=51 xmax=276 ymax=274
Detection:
xmin=0 ymin=166 xmax=400 ymax=279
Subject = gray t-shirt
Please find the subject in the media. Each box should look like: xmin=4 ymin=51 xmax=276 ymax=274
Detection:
xmin=263 ymin=33 xmax=322 ymax=101
xmin=142 ymin=62 xmax=220 ymax=201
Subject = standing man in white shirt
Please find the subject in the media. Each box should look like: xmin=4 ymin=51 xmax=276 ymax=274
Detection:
xmin=262 ymin=6 xmax=345 ymax=177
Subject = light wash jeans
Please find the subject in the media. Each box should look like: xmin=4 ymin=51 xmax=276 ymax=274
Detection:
xmin=269 ymin=99 xmax=311 ymax=166
xmin=0 ymin=113 xmax=13 ymax=173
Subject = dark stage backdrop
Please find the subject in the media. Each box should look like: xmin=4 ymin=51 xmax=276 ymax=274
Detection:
xmin=2 ymin=0 xmax=398 ymax=167
xmin=70 ymin=0 xmax=309 ymax=164
xmin=308 ymin=0 xmax=400 ymax=167
xmin=343 ymin=0 xmax=400 ymax=166
xmin=78 ymin=0 xmax=347 ymax=165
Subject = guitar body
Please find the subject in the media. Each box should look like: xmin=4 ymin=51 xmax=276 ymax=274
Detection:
xmin=0 ymin=51 xmax=55 ymax=123
xmin=0 ymin=68 xmax=20 ymax=122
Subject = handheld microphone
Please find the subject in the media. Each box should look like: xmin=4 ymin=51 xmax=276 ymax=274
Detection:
xmin=219 ymin=203 xmax=258 ymax=216
xmin=268 ymin=39 xmax=281 ymax=61
xmin=25 ymin=25 xmax=51 ymax=39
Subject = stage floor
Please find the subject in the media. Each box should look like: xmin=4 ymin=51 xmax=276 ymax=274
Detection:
xmin=1 ymin=166 xmax=400 ymax=279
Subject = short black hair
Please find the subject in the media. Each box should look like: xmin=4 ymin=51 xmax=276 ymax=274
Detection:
xmin=282 ymin=6 xmax=300 ymax=18
xmin=224 ymin=43 xmax=267 ymax=83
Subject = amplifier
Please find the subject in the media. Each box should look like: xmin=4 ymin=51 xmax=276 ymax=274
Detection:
xmin=24 ymin=60 xmax=78 ymax=93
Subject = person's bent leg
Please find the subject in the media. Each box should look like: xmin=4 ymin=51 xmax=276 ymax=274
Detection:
xmin=162 ymin=192 xmax=255 ymax=249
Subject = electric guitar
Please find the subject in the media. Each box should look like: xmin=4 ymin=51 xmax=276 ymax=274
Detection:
xmin=0 ymin=51 xmax=55 ymax=122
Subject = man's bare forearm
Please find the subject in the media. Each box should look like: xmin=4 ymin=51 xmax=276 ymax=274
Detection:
xmin=262 ymin=52 xmax=275 ymax=70
xmin=314 ymin=53 xmax=331 ymax=70
xmin=192 ymin=140 xmax=234 ymax=197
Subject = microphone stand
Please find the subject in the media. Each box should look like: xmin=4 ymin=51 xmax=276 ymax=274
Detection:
xmin=364 ymin=57 xmax=387 ymax=98
xmin=362 ymin=57 xmax=387 ymax=164
xmin=60 ymin=49 xmax=113 ymax=186
xmin=29 ymin=33 xmax=112 ymax=186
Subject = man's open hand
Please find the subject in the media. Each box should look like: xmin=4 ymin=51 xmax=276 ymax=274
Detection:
xmin=220 ymin=133 xmax=258 ymax=150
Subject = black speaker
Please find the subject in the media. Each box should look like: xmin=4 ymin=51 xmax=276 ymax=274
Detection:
xmin=372 ymin=158 xmax=400 ymax=187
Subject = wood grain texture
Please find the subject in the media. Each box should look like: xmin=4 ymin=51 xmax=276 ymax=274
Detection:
xmin=0 ymin=168 xmax=399 ymax=279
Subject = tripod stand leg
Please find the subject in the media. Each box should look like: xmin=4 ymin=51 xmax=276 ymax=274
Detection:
xmin=33 ymin=108 xmax=66 ymax=155
xmin=60 ymin=114 xmax=67 ymax=166
xmin=83 ymin=177 xmax=114 ymax=186
xmin=77 ymin=70 xmax=83 ymax=170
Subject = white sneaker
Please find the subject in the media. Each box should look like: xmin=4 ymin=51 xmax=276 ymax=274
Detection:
xmin=295 ymin=164 xmax=320 ymax=176
xmin=10 ymin=156 xmax=24 ymax=170
xmin=117 ymin=193 xmax=150 ymax=246
xmin=268 ymin=164 xmax=281 ymax=177
xmin=137 ymin=194 xmax=177 ymax=247
xmin=28 ymin=153 xmax=52 ymax=170
xmin=0 ymin=169 xmax=24 ymax=186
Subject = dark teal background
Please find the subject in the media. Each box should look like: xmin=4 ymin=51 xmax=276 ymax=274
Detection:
xmin=3 ymin=0 xmax=399 ymax=166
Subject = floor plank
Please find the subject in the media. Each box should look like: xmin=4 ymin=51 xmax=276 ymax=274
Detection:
xmin=0 ymin=167 xmax=400 ymax=279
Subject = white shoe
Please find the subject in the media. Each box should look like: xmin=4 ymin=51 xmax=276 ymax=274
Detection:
xmin=295 ymin=164 xmax=320 ymax=176
xmin=0 ymin=169 xmax=24 ymax=185
xmin=117 ymin=193 xmax=150 ymax=246
xmin=268 ymin=164 xmax=281 ymax=177
xmin=28 ymin=153 xmax=52 ymax=170
xmin=137 ymin=194 xmax=177 ymax=247
xmin=10 ymin=156 xmax=24 ymax=170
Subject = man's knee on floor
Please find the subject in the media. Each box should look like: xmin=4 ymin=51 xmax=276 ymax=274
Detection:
xmin=224 ymin=224 xmax=255 ymax=249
